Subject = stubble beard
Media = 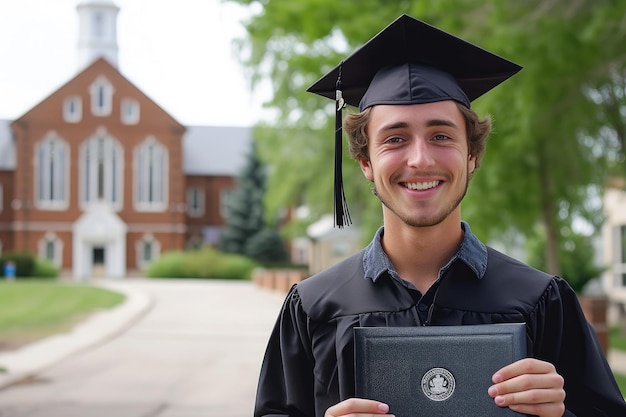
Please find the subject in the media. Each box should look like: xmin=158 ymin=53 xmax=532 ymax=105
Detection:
xmin=373 ymin=173 xmax=470 ymax=228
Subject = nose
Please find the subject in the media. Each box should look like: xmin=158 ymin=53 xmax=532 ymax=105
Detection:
xmin=406 ymin=138 xmax=435 ymax=168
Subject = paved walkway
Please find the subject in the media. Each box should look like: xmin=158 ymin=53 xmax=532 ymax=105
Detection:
xmin=0 ymin=279 xmax=156 ymax=390
xmin=0 ymin=279 xmax=626 ymax=417
xmin=0 ymin=279 xmax=286 ymax=416
xmin=610 ymin=349 xmax=626 ymax=375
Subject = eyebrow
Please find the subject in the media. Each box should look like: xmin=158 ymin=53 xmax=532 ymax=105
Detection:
xmin=426 ymin=118 xmax=460 ymax=130
xmin=378 ymin=121 xmax=409 ymax=132
xmin=377 ymin=118 xmax=460 ymax=133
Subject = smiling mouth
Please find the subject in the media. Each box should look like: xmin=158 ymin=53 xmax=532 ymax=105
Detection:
xmin=403 ymin=180 xmax=441 ymax=190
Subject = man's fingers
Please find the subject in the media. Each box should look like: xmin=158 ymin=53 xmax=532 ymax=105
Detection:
xmin=492 ymin=357 xmax=556 ymax=383
xmin=325 ymin=398 xmax=391 ymax=417
xmin=490 ymin=372 xmax=565 ymax=396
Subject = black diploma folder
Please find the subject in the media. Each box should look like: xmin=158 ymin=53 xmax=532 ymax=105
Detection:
xmin=354 ymin=323 xmax=526 ymax=416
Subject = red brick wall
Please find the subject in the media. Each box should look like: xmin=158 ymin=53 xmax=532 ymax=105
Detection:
xmin=9 ymin=59 xmax=187 ymax=271
xmin=184 ymin=175 xmax=235 ymax=247
xmin=0 ymin=170 xmax=14 ymax=254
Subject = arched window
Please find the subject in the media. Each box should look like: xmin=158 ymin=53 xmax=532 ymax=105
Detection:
xmin=63 ymin=96 xmax=82 ymax=123
xmin=135 ymin=136 xmax=168 ymax=211
xmin=187 ymin=187 xmax=204 ymax=217
xmin=121 ymin=98 xmax=140 ymax=125
xmin=38 ymin=233 xmax=63 ymax=267
xmin=135 ymin=234 xmax=160 ymax=270
xmin=89 ymin=76 xmax=114 ymax=117
xmin=35 ymin=133 xmax=69 ymax=210
xmin=80 ymin=131 xmax=123 ymax=210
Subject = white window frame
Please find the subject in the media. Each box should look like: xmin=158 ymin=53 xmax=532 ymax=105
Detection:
xmin=79 ymin=130 xmax=124 ymax=210
xmin=38 ymin=232 xmax=63 ymax=267
xmin=121 ymin=98 xmax=140 ymax=125
xmin=35 ymin=132 xmax=69 ymax=210
xmin=135 ymin=234 xmax=161 ymax=270
xmin=89 ymin=76 xmax=114 ymax=117
xmin=220 ymin=188 xmax=234 ymax=220
xmin=134 ymin=136 xmax=168 ymax=212
xmin=63 ymin=96 xmax=82 ymax=123
xmin=187 ymin=187 xmax=204 ymax=217
xmin=614 ymin=225 xmax=626 ymax=288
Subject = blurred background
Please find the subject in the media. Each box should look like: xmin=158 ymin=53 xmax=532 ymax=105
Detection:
xmin=1 ymin=0 xmax=626 ymax=411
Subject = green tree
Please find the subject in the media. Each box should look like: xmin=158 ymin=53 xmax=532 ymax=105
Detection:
xmin=227 ymin=0 xmax=626 ymax=279
xmin=220 ymin=141 xmax=290 ymax=263
xmin=460 ymin=1 xmax=626 ymax=277
xmin=526 ymin=225 xmax=604 ymax=293
xmin=220 ymin=142 xmax=266 ymax=254
xmin=244 ymin=228 xmax=290 ymax=263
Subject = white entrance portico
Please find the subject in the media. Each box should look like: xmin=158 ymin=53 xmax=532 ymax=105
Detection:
xmin=72 ymin=201 xmax=127 ymax=280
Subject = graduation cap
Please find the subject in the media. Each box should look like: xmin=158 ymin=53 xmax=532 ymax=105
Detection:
xmin=307 ymin=14 xmax=522 ymax=228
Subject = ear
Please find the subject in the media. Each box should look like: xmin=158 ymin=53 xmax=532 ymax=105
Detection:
xmin=468 ymin=154 xmax=476 ymax=174
xmin=359 ymin=157 xmax=374 ymax=181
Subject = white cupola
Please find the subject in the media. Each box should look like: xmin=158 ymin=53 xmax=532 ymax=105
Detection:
xmin=76 ymin=0 xmax=120 ymax=70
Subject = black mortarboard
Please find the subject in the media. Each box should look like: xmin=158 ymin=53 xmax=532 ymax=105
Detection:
xmin=307 ymin=14 xmax=522 ymax=228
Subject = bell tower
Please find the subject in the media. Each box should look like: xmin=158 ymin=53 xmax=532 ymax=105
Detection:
xmin=76 ymin=0 xmax=120 ymax=69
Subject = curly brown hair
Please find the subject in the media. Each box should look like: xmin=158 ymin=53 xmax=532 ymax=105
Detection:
xmin=343 ymin=102 xmax=492 ymax=171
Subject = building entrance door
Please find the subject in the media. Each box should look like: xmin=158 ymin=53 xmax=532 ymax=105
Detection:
xmin=92 ymin=246 xmax=106 ymax=278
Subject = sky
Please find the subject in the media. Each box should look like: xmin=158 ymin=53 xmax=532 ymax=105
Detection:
xmin=0 ymin=0 xmax=267 ymax=127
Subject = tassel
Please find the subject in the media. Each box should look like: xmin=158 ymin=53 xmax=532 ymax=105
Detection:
xmin=334 ymin=63 xmax=351 ymax=228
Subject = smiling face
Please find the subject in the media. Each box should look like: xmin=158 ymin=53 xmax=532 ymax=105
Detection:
xmin=359 ymin=100 xmax=476 ymax=229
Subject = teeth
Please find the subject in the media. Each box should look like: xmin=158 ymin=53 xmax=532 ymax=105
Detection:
xmin=405 ymin=181 xmax=439 ymax=190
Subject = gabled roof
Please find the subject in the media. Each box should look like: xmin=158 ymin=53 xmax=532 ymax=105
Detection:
xmin=0 ymin=56 xmax=252 ymax=177
xmin=0 ymin=119 xmax=15 ymax=170
xmin=183 ymin=125 xmax=252 ymax=176
xmin=13 ymin=57 xmax=185 ymax=131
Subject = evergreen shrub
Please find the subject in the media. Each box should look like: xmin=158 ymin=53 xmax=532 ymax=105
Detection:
xmin=244 ymin=228 xmax=290 ymax=263
xmin=0 ymin=252 xmax=36 ymax=278
xmin=32 ymin=258 xmax=60 ymax=279
xmin=145 ymin=246 xmax=259 ymax=280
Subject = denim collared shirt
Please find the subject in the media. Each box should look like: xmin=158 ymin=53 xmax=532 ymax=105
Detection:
xmin=363 ymin=221 xmax=488 ymax=323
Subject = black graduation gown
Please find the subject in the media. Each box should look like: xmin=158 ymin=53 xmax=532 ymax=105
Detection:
xmin=254 ymin=247 xmax=626 ymax=417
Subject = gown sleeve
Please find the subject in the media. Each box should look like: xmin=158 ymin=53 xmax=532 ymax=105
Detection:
xmin=254 ymin=285 xmax=316 ymax=417
xmin=531 ymin=277 xmax=626 ymax=416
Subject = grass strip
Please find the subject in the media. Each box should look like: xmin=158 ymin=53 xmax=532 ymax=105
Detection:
xmin=0 ymin=280 xmax=124 ymax=352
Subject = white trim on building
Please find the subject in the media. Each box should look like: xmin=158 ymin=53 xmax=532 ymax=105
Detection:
xmin=72 ymin=200 xmax=127 ymax=280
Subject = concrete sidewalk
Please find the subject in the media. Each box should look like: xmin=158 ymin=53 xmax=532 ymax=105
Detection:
xmin=2 ymin=278 xmax=626 ymax=394
xmin=0 ymin=280 xmax=154 ymax=390
xmin=609 ymin=349 xmax=626 ymax=375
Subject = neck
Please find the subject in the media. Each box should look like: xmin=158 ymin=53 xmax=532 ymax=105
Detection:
xmin=381 ymin=212 xmax=464 ymax=293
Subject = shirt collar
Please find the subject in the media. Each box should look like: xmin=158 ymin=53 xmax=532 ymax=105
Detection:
xmin=363 ymin=221 xmax=488 ymax=282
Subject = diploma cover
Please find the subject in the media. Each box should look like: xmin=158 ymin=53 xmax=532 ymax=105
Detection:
xmin=354 ymin=323 xmax=526 ymax=416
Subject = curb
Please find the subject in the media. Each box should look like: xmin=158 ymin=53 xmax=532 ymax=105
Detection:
xmin=0 ymin=280 xmax=154 ymax=390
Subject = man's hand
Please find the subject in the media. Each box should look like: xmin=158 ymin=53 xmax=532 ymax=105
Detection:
xmin=488 ymin=358 xmax=565 ymax=417
xmin=325 ymin=398 xmax=394 ymax=417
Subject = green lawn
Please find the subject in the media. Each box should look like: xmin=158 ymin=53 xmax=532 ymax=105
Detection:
xmin=611 ymin=326 xmax=626 ymax=351
xmin=0 ymin=280 xmax=124 ymax=354
xmin=615 ymin=373 xmax=626 ymax=394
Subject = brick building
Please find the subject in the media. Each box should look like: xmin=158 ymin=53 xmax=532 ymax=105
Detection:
xmin=0 ymin=0 xmax=251 ymax=279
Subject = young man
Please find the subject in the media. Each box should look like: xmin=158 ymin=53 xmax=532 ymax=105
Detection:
xmin=254 ymin=14 xmax=626 ymax=417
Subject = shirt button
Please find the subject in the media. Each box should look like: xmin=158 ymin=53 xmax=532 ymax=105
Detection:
xmin=418 ymin=303 xmax=429 ymax=312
